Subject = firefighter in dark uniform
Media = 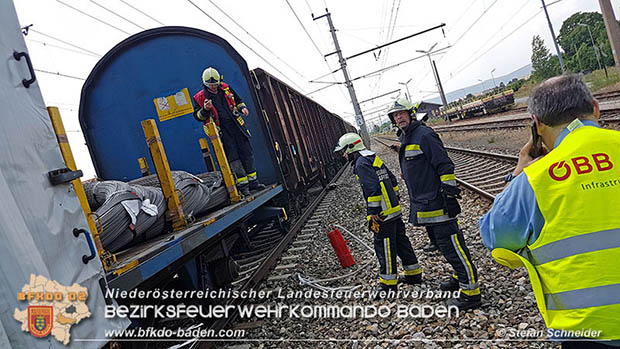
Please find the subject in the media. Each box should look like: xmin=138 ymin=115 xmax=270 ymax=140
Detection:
xmin=193 ymin=67 xmax=264 ymax=195
xmin=388 ymin=98 xmax=482 ymax=310
xmin=335 ymin=132 xmax=422 ymax=298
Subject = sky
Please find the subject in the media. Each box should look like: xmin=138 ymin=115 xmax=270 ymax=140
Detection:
xmin=12 ymin=0 xmax=620 ymax=178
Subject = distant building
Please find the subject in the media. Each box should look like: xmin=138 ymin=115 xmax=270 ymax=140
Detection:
xmin=417 ymin=101 xmax=441 ymax=114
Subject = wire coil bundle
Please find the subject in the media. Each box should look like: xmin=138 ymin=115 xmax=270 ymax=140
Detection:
xmin=84 ymin=171 xmax=225 ymax=253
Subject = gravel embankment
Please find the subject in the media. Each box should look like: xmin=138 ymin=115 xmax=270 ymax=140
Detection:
xmin=225 ymin=141 xmax=552 ymax=349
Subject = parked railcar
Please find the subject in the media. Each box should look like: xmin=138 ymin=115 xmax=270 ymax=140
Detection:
xmin=252 ymin=68 xmax=352 ymax=199
xmin=78 ymin=26 xmax=355 ymax=292
xmin=439 ymin=88 xmax=515 ymax=121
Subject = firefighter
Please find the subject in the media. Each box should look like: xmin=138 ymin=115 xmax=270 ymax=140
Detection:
xmin=388 ymin=98 xmax=482 ymax=310
xmin=334 ymin=133 xmax=422 ymax=298
xmin=193 ymin=67 xmax=264 ymax=195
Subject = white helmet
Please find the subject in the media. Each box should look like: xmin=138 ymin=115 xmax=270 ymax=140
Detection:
xmin=334 ymin=133 xmax=365 ymax=154
xmin=202 ymin=67 xmax=220 ymax=88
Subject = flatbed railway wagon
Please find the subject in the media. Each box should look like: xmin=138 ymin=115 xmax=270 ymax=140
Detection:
xmin=80 ymin=26 xmax=355 ymax=294
xmin=1 ymin=1 xmax=354 ymax=344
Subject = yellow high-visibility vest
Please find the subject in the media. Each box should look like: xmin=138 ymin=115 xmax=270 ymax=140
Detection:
xmin=493 ymin=122 xmax=620 ymax=339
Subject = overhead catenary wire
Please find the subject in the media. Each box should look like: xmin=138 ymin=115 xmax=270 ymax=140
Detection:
xmin=118 ymin=0 xmax=165 ymax=26
xmin=186 ymin=0 xmax=307 ymax=94
xmin=444 ymin=0 xmax=480 ymax=35
xmin=447 ymin=9 xmax=543 ymax=82
xmin=56 ymin=0 xmax=132 ymax=35
xmin=290 ymin=0 xmax=350 ymax=104
xmin=205 ymin=0 xmax=309 ymax=80
xmin=34 ymin=69 xmax=86 ymax=80
xmin=29 ymin=28 xmax=102 ymax=57
xmin=89 ymin=0 xmax=146 ymax=30
xmin=26 ymin=38 xmax=101 ymax=58
xmin=410 ymin=0 xmax=502 ymax=97
xmin=369 ymin=0 xmax=402 ymax=97
xmin=447 ymin=2 xmax=536 ymax=80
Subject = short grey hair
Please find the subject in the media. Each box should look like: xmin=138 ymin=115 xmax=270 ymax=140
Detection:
xmin=527 ymin=74 xmax=594 ymax=126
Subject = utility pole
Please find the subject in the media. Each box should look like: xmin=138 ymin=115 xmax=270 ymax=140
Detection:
xmin=432 ymin=60 xmax=448 ymax=106
xmin=314 ymin=11 xmax=370 ymax=148
xmin=541 ymin=0 xmax=565 ymax=73
xmin=417 ymin=43 xmax=448 ymax=107
xmin=579 ymin=23 xmax=603 ymax=71
xmin=599 ymin=0 xmax=620 ymax=76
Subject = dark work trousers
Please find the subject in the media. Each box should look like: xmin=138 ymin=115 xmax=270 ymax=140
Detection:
xmin=373 ymin=218 xmax=421 ymax=286
xmin=219 ymin=121 xmax=256 ymax=186
xmin=426 ymin=226 xmax=437 ymax=246
xmin=429 ymin=221 xmax=480 ymax=296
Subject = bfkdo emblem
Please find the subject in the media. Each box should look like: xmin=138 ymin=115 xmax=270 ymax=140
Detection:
xmin=28 ymin=306 xmax=53 ymax=338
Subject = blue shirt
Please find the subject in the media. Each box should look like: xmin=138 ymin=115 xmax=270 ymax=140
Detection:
xmin=479 ymin=120 xmax=620 ymax=346
xmin=479 ymin=120 xmax=599 ymax=250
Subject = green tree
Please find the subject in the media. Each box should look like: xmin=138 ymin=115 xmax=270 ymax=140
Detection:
xmin=558 ymin=12 xmax=617 ymax=71
xmin=531 ymin=35 xmax=561 ymax=82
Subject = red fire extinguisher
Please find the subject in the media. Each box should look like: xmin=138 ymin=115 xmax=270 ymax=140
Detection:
xmin=327 ymin=227 xmax=355 ymax=268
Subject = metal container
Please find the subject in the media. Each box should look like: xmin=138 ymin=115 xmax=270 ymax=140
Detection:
xmin=79 ymin=26 xmax=280 ymax=185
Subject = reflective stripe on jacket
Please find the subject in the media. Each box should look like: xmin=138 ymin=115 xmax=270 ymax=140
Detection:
xmin=354 ymin=150 xmax=401 ymax=222
xmin=398 ymin=121 xmax=456 ymax=225
xmin=493 ymin=122 xmax=620 ymax=339
xmin=192 ymin=83 xmax=250 ymax=137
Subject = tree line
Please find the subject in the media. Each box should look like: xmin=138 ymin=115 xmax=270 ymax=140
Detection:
xmin=531 ymin=11 xmax=617 ymax=82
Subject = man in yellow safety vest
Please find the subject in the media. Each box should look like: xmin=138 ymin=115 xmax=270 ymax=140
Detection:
xmin=480 ymin=74 xmax=620 ymax=348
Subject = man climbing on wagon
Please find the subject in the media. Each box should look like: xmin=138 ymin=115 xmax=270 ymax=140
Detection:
xmin=335 ymin=132 xmax=422 ymax=299
xmin=193 ymin=66 xmax=264 ymax=196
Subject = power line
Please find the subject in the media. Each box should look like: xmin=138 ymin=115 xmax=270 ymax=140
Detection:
xmin=29 ymin=28 xmax=102 ymax=56
xmin=449 ymin=0 xmax=500 ymax=48
xmin=351 ymin=46 xmax=451 ymax=82
xmin=205 ymin=0 xmax=308 ymax=80
xmin=118 ymin=0 xmax=165 ymax=26
xmin=89 ymin=0 xmax=145 ymax=30
xmin=186 ymin=0 xmax=307 ymax=93
xmin=445 ymin=0 xmax=480 ymax=35
xmin=26 ymin=38 xmax=101 ymax=57
xmin=448 ymin=9 xmax=543 ymax=81
xmin=448 ymin=1 xmax=533 ymax=77
xmin=371 ymin=0 xmax=402 ymax=95
xmin=34 ymin=68 xmax=86 ymax=80
xmin=56 ymin=0 xmax=131 ymax=35
xmin=284 ymin=0 xmax=325 ymax=65
xmin=288 ymin=1 xmax=349 ymax=102
xmin=345 ymin=23 xmax=446 ymax=61
xmin=410 ymin=0 xmax=501 ymax=95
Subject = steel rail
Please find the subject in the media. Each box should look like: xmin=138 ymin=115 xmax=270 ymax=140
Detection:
xmin=433 ymin=108 xmax=620 ymax=133
xmin=374 ymin=136 xmax=519 ymax=201
xmin=204 ymin=162 xmax=349 ymax=345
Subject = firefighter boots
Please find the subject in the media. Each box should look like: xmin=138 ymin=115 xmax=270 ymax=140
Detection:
xmin=446 ymin=293 xmax=482 ymax=310
xmin=440 ymin=277 xmax=460 ymax=291
xmin=399 ymin=273 xmax=422 ymax=286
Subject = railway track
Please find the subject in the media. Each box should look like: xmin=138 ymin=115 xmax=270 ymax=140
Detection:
xmin=433 ymin=107 xmax=620 ymax=132
xmin=374 ymin=136 xmax=517 ymax=201
xmin=201 ymin=163 xmax=349 ymax=344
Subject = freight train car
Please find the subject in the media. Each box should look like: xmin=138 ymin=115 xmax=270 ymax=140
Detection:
xmin=439 ymin=89 xmax=515 ymax=121
xmin=78 ymin=26 xmax=354 ymax=292
xmin=252 ymin=68 xmax=353 ymax=207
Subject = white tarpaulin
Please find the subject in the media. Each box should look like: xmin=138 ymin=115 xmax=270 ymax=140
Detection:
xmin=0 ymin=1 xmax=129 ymax=348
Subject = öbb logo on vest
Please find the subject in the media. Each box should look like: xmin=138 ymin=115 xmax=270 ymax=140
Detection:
xmin=548 ymin=153 xmax=613 ymax=181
